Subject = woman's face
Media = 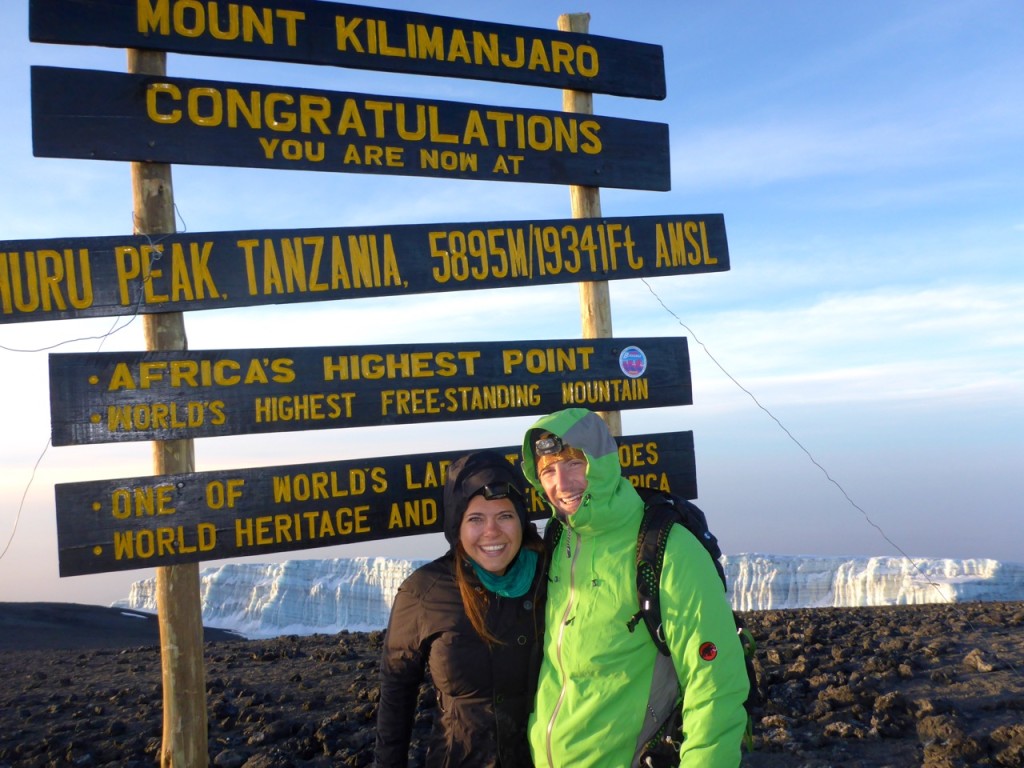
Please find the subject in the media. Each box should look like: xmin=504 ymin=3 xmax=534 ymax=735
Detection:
xmin=459 ymin=494 xmax=523 ymax=575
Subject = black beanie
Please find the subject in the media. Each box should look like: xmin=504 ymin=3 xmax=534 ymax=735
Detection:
xmin=442 ymin=450 xmax=527 ymax=548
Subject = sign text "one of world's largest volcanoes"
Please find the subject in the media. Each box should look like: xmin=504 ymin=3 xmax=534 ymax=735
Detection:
xmin=53 ymin=431 xmax=695 ymax=575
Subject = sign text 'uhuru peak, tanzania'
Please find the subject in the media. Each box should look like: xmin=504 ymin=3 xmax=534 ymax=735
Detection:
xmin=49 ymin=337 xmax=691 ymax=446
xmin=54 ymin=431 xmax=696 ymax=575
xmin=31 ymin=67 xmax=670 ymax=190
xmin=0 ymin=214 xmax=728 ymax=323
xmin=29 ymin=0 xmax=665 ymax=99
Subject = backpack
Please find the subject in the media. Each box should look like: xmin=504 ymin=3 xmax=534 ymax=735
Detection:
xmin=632 ymin=491 xmax=760 ymax=758
xmin=543 ymin=489 xmax=759 ymax=765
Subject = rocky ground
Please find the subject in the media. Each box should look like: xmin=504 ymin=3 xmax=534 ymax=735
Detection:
xmin=1 ymin=601 xmax=1022 ymax=767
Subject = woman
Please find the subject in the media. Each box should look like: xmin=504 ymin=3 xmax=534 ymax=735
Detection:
xmin=375 ymin=450 xmax=547 ymax=767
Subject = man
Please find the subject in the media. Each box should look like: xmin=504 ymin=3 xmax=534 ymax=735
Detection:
xmin=522 ymin=408 xmax=748 ymax=767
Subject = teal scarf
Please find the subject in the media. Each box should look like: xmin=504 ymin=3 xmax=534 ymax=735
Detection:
xmin=470 ymin=548 xmax=538 ymax=598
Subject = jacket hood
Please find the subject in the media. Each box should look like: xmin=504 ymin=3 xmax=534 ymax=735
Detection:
xmin=442 ymin=450 xmax=528 ymax=548
xmin=521 ymin=408 xmax=634 ymax=528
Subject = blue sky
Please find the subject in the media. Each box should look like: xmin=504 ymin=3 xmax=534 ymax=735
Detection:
xmin=1 ymin=1 xmax=1021 ymax=605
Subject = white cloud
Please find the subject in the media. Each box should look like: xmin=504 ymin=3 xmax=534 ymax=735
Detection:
xmin=619 ymin=282 xmax=1024 ymax=413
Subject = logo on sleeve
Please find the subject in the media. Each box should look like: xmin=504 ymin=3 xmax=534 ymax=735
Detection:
xmin=698 ymin=641 xmax=718 ymax=661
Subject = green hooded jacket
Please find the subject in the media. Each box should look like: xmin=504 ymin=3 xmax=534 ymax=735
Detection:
xmin=522 ymin=408 xmax=748 ymax=768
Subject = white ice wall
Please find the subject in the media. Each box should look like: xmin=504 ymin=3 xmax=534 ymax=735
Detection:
xmin=117 ymin=554 xmax=1024 ymax=639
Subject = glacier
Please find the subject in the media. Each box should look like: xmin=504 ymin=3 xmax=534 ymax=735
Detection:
xmin=723 ymin=554 xmax=1024 ymax=611
xmin=115 ymin=554 xmax=1024 ymax=639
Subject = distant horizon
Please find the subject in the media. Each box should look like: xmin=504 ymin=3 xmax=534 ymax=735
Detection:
xmin=105 ymin=553 xmax=1024 ymax=638
xmin=7 ymin=549 xmax=1021 ymax=611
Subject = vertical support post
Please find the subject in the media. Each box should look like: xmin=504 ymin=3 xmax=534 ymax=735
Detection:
xmin=559 ymin=12 xmax=621 ymax=437
xmin=127 ymin=48 xmax=208 ymax=768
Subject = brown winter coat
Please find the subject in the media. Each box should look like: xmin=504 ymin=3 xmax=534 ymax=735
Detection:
xmin=375 ymin=552 xmax=546 ymax=767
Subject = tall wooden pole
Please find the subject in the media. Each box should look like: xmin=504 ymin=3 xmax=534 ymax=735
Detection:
xmin=127 ymin=49 xmax=208 ymax=768
xmin=558 ymin=13 xmax=621 ymax=437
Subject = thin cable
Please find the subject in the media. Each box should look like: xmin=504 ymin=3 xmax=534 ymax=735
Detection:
xmin=0 ymin=204 xmax=187 ymax=561
xmin=0 ymin=204 xmax=186 ymax=353
xmin=643 ymin=278 xmax=1023 ymax=678
xmin=641 ymin=279 xmax=912 ymax=556
xmin=0 ymin=316 xmax=139 ymax=353
xmin=639 ymin=279 xmax=988 ymax=595
xmin=0 ymin=438 xmax=50 ymax=562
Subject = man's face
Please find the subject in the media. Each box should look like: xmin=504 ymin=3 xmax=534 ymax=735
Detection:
xmin=538 ymin=455 xmax=589 ymax=515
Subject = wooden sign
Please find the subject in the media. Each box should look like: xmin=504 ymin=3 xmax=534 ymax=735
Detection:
xmin=54 ymin=431 xmax=696 ymax=575
xmin=49 ymin=337 xmax=691 ymax=446
xmin=31 ymin=66 xmax=671 ymax=191
xmin=0 ymin=214 xmax=728 ymax=324
xmin=29 ymin=0 xmax=666 ymax=100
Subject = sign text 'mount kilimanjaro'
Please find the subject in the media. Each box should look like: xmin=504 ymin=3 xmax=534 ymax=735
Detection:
xmin=0 ymin=214 xmax=728 ymax=324
xmin=31 ymin=67 xmax=671 ymax=191
xmin=29 ymin=0 xmax=666 ymax=100
xmin=53 ymin=431 xmax=695 ymax=576
xmin=48 ymin=337 xmax=691 ymax=446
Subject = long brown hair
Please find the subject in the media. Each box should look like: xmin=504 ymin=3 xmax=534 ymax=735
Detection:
xmin=455 ymin=524 xmax=545 ymax=646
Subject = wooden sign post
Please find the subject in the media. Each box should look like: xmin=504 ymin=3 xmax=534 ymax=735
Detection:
xmin=128 ymin=48 xmax=207 ymax=768
xmin=560 ymin=12 xmax=621 ymax=436
xmin=18 ymin=5 xmax=718 ymax=765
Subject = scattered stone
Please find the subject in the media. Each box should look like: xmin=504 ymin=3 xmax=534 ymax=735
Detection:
xmin=1 ymin=601 xmax=1022 ymax=767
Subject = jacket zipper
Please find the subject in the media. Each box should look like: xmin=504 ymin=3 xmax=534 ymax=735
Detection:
xmin=545 ymin=497 xmax=586 ymax=767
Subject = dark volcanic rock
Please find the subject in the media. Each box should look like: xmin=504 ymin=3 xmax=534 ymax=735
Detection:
xmin=0 ymin=602 xmax=241 ymax=651
xmin=1 ymin=601 xmax=1022 ymax=767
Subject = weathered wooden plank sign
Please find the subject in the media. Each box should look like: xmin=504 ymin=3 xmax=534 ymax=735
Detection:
xmin=31 ymin=66 xmax=671 ymax=190
xmin=49 ymin=337 xmax=691 ymax=446
xmin=29 ymin=0 xmax=666 ymax=100
xmin=0 ymin=214 xmax=728 ymax=324
xmin=54 ymin=431 xmax=696 ymax=575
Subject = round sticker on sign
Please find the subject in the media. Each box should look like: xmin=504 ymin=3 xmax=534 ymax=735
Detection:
xmin=618 ymin=346 xmax=648 ymax=379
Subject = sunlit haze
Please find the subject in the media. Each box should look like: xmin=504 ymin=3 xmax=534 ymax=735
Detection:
xmin=1 ymin=1 xmax=1021 ymax=605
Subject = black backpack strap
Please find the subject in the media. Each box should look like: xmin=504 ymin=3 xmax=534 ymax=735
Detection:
xmin=629 ymin=490 xmax=761 ymax=758
xmin=676 ymin=497 xmax=727 ymax=590
xmin=627 ymin=494 xmax=678 ymax=656
xmin=543 ymin=517 xmax=563 ymax=559
xmin=630 ymin=493 xmax=684 ymax=765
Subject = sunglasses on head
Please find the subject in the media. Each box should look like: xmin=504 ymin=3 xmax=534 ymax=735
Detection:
xmin=478 ymin=482 xmax=523 ymax=501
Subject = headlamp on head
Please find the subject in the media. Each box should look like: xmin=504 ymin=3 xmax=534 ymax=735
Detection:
xmin=533 ymin=432 xmax=586 ymax=474
xmin=534 ymin=434 xmax=564 ymax=457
